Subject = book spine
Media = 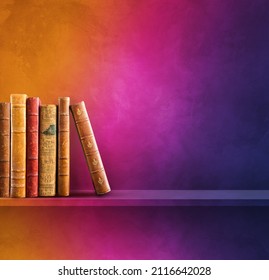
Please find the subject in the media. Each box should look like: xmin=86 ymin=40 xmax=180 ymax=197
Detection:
xmin=39 ymin=105 xmax=57 ymax=196
xmin=57 ymin=97 xmax=70 ymax=196
xmin=70 ymin=101 xmax=111 ymax=195
xmin=0 ymin=103 xmax=10 ymax=197
xmin=10 ymin=94 xmax=27 ymax=198
xmin=26 ymin=97 xmax=40 ymax=197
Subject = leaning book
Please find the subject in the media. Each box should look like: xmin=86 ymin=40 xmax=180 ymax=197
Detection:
xmin=70 ymin=101 xmax=111 ymax=195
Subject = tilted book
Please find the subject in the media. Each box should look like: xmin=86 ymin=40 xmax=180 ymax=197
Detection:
xmin=70 ymin=101 xmax=111 ymax=195
xmin=26 ymin=97 xmax=40 ymax=197
xmin=10 ymin=94 xmax=27 ymax=198
xmin=57 ymin=97 xmax=70 ymax=196
xmin=39 ymin=105 xmax=57 ymax=196
xmin=0 ymin=103 xmax=10 ymax=197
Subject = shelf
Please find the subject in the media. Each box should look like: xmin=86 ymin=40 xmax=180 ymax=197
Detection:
xmin=1 ymin=190 xmax=269 ymax=206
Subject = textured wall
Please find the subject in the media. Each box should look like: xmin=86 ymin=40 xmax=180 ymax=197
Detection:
xmin=1 ymin=0 xmax=269 ymax=191
xmin=1 ymin=206 xmax=269 ymax=259
xmin=1 ymin=0 xmax=269 ymax=260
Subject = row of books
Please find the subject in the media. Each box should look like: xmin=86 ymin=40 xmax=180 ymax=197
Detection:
xmin=0 ymin=94 xmax=111 ymax=198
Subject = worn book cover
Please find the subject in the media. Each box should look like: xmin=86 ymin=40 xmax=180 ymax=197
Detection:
xmin=39 ymin=105 xmax=57 ymax=197
xmin=26 ymin=97 xmax=40 ymax=197
xmin=10 ymin=94 xmax=27 ymax=198
xmin=0 ymin=103 xmax=10 ymax=198
xmin=57 ymin=97 xmax=70 ymax=196
xmin=70 ymin=101 xmax=110 ymax=195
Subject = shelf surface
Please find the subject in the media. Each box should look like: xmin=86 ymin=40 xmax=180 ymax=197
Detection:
xmin=1 ymin=190 xmax=269 ymax=206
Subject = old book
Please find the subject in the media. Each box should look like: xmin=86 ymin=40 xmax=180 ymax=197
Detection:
xmin=26 ymin=97 xmax=40 ymax=197
xmin=39 ymin=105 xmax=57 ymax=197
xmin=10 ymin=94 xmax=27 ymax=198
xmin=70 ymin=101 xmax=111 ymax=195
xmin=0 ymin=103 xmax=10 ymax=198
xmin=57 ymin=97 xmax=70 ymax=196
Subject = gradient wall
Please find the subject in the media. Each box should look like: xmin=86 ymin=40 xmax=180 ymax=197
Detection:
xmin=1 ymin=206 xmax=269 ymax=260
xmin=0 ymin=0 xmax=269 ymax=259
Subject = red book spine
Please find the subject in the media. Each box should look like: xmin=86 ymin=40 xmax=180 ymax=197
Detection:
xmin=26 ymin=97 xmax=40 ymax=197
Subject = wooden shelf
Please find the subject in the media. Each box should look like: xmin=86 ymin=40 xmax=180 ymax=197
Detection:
xmin=1 ymin=190 xmax=269 ymax=206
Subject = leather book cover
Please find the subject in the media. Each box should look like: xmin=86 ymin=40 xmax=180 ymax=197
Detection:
xmin=57 ymin=97 xmax=70 ymax=196
xmin=39 ymin=105 xmax=57 ymax=197
xmin=70 ymin=101 xmax=111 ymax=195
xmin=0 ymin=103 xmax=10 ymax=197
xmin=10 ymin=94 xmax=27 ymax=198
xmin=26 ymin=97 xmax=40 ymax=197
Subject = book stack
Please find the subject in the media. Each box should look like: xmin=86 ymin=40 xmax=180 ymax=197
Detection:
xmin=0 ymin=94 xmax=111 ymax=198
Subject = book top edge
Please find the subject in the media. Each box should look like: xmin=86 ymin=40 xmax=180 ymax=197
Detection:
xmin=10 ymin=94 xmax=28 ymax=99
xmin=27 ymin=97 xmax=40 ymax=100
xmin=70 ymin=101 xmax=85 ymax=107
xmin=10 ymin=94 xmax=27 ymax=103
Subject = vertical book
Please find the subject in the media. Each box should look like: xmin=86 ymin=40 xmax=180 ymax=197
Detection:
xmin=39 ymin=105 xmax=57 ymax=196
xmin=70 ymin=101 xmax=111 ymax=195
xmin=0 ymin=103 xmax=10 ymax=197
xmin=26 ymin=97 xmax=40 ymax=197
xmin=57 ymin=97 xmax=70 ymax=196
xmin=10 ymin=94 xmax=27 ymax=198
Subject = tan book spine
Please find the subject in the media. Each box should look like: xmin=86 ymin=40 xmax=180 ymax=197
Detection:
xmin=57 ymin=97 xmax=70 ymax=196
xmin=70 ymin=101 xmax=111 ymax=195
xmin=0 ymin=103 xmax=10 ymax=197
xmin=10 ymin=94 xmax=27 ymax=198
xmin=39 ymin=105 xmax=57 ymax=197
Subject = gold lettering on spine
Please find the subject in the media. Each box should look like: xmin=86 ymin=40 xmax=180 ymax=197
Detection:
xmin=76 ymin=108 xmax=82 ymax=116
xmin=98 ymin=177 xmax=104 ymax=185
xmin=87 ymin=141 xmax=93 ymax=149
